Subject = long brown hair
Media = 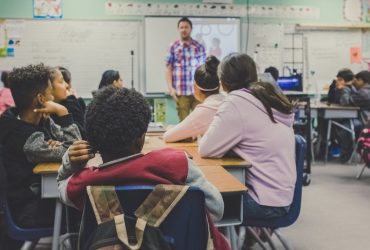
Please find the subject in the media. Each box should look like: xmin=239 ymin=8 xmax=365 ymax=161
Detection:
xmin=219 ymin=53 xmax=293 ymax=122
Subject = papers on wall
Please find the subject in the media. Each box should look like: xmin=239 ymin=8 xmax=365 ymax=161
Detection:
xmin=343 ymin=0 xmax=363 ymax=22
xmin=33 ymin=0 xmax=63 ymax=19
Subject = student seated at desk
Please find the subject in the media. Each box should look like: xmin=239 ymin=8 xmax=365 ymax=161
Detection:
xmin=163 ymin=56 xmax=225 ymax=142
xmin=199 ymin=53 xmax=296 ymax=222
xmin=334 ymin=70 xmax=370 ymax=162
xmin=327 ymin=68 xmax=354 ymax=104
xmin=58 ymin=66 xmax=86 ymax=115
xmin=57 ymin=86 xmax=230 ymax=250
xmin=0 ymin=64 xmax=81 ymax=247
xmin=49 ymin=67 xmax=86 ymax=138
xmin=339 ymin=70 xmax=370 ymax=125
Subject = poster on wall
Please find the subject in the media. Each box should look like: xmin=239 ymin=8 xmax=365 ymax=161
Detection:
xmin=33 ymin=0 xmax=63 ymax=19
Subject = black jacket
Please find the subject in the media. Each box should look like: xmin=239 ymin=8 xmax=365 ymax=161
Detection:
xmin=0 ymin=107 xmax=80 ymax=212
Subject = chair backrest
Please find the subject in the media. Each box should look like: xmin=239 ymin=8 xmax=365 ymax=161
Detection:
xmin=79 ymin=185 xmax=209 ymax=250
xmin=244 ymin=134 xmax=306 ymax=228
xmin=0 ymin=144 xmax=53 ymax=242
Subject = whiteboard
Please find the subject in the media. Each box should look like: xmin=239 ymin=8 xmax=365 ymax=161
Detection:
xmin=243 ymin=23 xmax=284 ymax=74
xmin=0 ymin=19 xmax=140 ymax=98
xmin=305 ymin=30 xmax=364 ymax=91
xmin=145 ymin=17 xmax=240 ymax=94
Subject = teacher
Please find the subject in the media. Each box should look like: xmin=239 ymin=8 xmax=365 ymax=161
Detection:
xmin=166 ymin=17 xmax=206 ymax=121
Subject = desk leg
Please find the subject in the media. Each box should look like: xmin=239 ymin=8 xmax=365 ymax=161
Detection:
xmin=223 ymin=226 xmax=238 ymax=250
xmin=52 ymin=200 xmax=63 ymax=250
xmin=325 ymin=119 xmax=332 ymax=165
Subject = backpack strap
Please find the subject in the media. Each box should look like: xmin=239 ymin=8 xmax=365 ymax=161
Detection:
xmin=114 ymin=214 xmax=146 ymax=250
xmin=135 ymin=184 xmax=189 ymax=227
xmin=86 ymin=185 xmax=123 ymax=224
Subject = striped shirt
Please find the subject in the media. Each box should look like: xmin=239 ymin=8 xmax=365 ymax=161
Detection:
xmin=166 ymin=38 xmax=206 ymax=96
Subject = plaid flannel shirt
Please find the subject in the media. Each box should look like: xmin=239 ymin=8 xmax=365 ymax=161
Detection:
xmin=166 ymin=39 xmax=206 ymax=96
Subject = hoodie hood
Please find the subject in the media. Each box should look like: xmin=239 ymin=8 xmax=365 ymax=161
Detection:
xmin=230 ymin=89 xmax=295 ymax=127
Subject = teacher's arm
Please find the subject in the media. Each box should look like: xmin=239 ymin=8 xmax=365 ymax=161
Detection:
xmin=166 ymin=64 xmax=178 ymax=101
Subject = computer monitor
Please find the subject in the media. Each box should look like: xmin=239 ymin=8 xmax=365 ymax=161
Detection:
xmin=277 ymin=75 xmax=303 ymax=91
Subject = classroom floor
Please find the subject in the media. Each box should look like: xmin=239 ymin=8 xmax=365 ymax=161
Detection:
xmin=31 ymin=161 xmax=370 ymax=250
xmin=251 ymin=161 xmax=370 ymax=250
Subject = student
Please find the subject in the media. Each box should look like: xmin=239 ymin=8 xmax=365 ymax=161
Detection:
xmin=327 ymin=68 xmax=354 ymax=104
xmin=0 ymin=71 xmax=15 ymax=115
xmin=163 ymin=56 xmax=225 ymax=142
xmin=98 ymin=69 xmax=124 ymax=89
xmin=264 ymin=66 xmax=281 ymax=91
xmin=334 ymin=70 xmax=370 ymax=162
xmin=339 ymin=70 xmax=370 ymax=124
xmin=57 ymin=86 xmax=230 ymax=250
xmin=49 ymin=67 xmax=86 ymax=138
xmin=199 ymin=53 xmax=296 ymax=222
xmin=264 ymin=66 xmax=279 ymax=82
xmin=0 ymin=64 xmax=81 ymax=247
xmin=57 ymin=66 xmax=86 ymax=112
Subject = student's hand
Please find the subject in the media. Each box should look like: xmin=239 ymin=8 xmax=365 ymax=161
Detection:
xmin=34 ymin=101 xmax=68 ymax=117
xmin=335 ymin=80 xmax=346 ymax=90
xmin=168 ymin=87 xmax=178 ymax=102
xmin=47 ymin=139 xmax=63 ymax=149
xmin=68 ymin=140 xmax=95 ymax=167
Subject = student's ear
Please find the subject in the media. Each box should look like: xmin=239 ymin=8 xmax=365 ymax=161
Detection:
xmin=36 ymin=93 xmax=46 ymax=107
xmin=136 ymin=133 xmax=146 ymax=151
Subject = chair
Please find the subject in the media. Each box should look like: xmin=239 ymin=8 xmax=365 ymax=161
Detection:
xmin=79 ymin=185 xmax=209 ymax=250
xmin=238 ymin=134 xmax=306 ymax=250
xmin=0 ymin=144 xmax=53 ymax=250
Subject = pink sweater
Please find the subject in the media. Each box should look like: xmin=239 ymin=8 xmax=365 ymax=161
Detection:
xmin=0 ymin=88 xmax=15 ymax=114
xmin=199 ymin=89 xmax=296 ymax=207
xmin=163 ymin=93 xmax=225 ymax=142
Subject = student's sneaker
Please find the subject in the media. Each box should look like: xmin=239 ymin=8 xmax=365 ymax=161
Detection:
xmin=330 ymin=146 xmax=341 ymax=158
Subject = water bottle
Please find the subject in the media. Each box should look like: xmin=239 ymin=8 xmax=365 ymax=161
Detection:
xmin=311 ymin=71 xmax=320 ymax=105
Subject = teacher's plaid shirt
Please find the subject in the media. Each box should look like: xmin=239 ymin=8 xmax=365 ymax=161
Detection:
xmin=166 ymin=38 xmax=206 ymax=96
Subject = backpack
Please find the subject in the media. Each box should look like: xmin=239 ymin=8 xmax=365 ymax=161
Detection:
xmin=79 ymin=184 xmax=214 ymax=250
xmin=357 ymin=128 xmax=370 ymax=167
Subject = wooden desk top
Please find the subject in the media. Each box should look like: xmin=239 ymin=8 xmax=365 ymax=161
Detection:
xmin=33 ymin=162 xmax=247 ymax=193
xmin=199 ymin=165 xmax=247 ymax=193
xmin=143 ymin=135 xmax=249 ymax=167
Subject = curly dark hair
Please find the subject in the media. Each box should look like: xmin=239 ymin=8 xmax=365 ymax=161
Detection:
xmin=8 ymin=64 xmax=50 ymax=111
xmin=85 ymin=86 xmax=151 ymax=157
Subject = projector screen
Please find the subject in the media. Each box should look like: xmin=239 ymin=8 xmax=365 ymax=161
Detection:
xmin=144 ymin=17 xmax=241 ymax=94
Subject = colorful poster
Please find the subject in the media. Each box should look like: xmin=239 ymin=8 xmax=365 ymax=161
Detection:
xmin=33 ymin=0 xmax=63 ymax=19
xmin=350 ymin=47 xmax=362 ymax=64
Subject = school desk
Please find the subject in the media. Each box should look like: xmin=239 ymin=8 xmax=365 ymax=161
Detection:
xmin=297 ymin=102 xmax=359 ymax=164
xmin=33 ymin=159 xmax=247 ymax=250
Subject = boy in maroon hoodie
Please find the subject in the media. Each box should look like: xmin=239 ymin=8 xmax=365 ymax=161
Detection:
xmin=57 ymin=86 xmax=230 ymax=249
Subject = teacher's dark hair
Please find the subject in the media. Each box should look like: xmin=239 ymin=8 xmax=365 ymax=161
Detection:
xmin=177 ymin=17 xmax=192 ymax=29
xmin=219 ymin=53 xmax=292 ymax=123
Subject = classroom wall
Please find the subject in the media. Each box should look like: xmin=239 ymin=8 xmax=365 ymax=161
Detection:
xmin=0 ymin=0 xmax=362 ymax=24
xmin=0 ymin=0 xmax=367 ymax=124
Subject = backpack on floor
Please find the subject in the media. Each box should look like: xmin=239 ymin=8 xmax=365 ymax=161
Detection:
xmin=357 ymin=128 xmax=370 ymax=167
